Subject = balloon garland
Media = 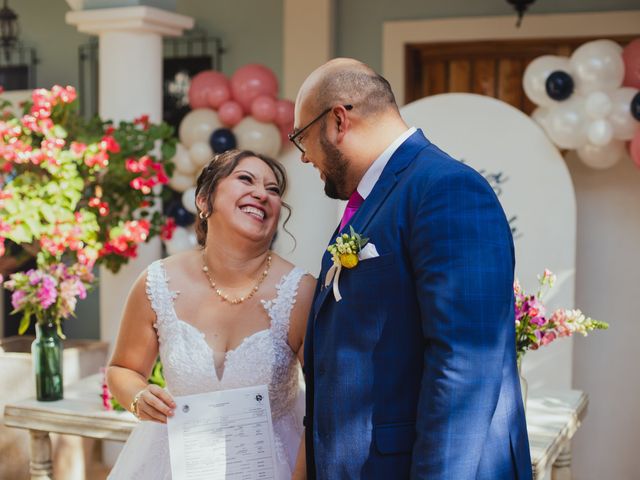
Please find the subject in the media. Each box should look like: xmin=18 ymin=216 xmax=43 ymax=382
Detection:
xmin=523 ymin=39 xmax=640 ymax=170
xmin=163 ymin=64 xmax=295 ymax=254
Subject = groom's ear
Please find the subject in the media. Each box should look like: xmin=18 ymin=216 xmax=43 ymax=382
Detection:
xmin=332 ymin=105 xmax=350 ymax=142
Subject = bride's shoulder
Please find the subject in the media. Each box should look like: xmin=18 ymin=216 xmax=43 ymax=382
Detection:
xmin=159 ymin=249 xmax=201 ymax=276
xmin=270 ymin=253 xmax=315 ymax=291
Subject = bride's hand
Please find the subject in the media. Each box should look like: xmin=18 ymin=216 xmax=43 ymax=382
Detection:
xmin=132 ymin=384 xmax=176 ymax=424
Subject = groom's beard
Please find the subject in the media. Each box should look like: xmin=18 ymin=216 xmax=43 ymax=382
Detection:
xmin=319 ymin=130 xmax=350 ymax=200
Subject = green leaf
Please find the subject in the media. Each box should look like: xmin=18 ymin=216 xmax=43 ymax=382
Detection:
xmin=9 ymin=224 xmax=32 ymax=244
xmin=56 ymin=322 xmax=66 ymax=340
xmin=18 ymin=312 xmax=31 ymax=335
xmin=40 ymin=204 xmax=57 ymax=224
xmin=24 ymin=213 xmax=42 ymax=237
xmin=52 ymin=124 xmax=68 ymax=139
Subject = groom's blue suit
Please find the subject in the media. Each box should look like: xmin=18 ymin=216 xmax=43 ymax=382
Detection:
xmin=304 ymin=130 xmax=532 ymax=479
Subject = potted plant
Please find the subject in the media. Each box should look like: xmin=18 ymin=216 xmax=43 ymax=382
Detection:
xmin=0 ymin=85 xmax=177 ymax=400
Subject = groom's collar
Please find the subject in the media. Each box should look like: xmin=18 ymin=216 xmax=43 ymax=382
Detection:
xmin=356 ymin=126 xmax=417 ymax=200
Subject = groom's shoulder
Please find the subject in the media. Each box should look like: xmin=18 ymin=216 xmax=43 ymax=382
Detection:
xmin=407 ymin=141 xmax=484 ymax=188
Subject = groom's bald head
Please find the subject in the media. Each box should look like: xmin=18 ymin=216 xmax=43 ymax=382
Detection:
xmin=293 ymin=58 xmax=408 ymax=201
xmin=296 ymin=58 xmax=399 ymax=121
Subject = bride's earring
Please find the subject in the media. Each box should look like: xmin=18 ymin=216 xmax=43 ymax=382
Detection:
xmin=199 ymin=211 xmax=208 ymax=220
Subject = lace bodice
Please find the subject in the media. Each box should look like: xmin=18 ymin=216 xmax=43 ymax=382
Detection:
xmin=145 ymin=260 xmax=305 ymax=421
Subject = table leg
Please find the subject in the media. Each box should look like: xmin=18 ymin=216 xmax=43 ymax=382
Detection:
xmin=552 ymin=443 xmax=572 ymax=480
xmin=29 ymin=430 xmax=53 ymax=480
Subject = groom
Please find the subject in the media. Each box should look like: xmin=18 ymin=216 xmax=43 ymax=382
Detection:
xmin=292 ymin=58 xmax=532 ymax=479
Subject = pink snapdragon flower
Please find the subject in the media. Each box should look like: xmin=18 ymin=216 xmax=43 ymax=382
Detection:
xmin=36 ymin=275 xmax=58 ymax=309
xmin=11 ymin=289 xmax=26 ymax=310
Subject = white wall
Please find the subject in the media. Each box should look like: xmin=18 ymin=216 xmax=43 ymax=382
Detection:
xmin=567 ymin=153 xmax=640 ymax=480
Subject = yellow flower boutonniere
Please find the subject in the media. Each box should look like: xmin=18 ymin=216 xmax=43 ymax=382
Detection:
xmin=324 ymin=226 xmax=369 ymax=302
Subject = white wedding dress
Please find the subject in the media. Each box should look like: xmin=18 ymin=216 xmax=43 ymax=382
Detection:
xmin=108 ymin=260 xmax=306 ymax=480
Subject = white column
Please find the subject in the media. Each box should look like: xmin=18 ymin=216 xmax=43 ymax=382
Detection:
xmin=277 ymin=0 xmax=339 ymax=276
xmin=66 ymin=7 xmax=194 ymax=347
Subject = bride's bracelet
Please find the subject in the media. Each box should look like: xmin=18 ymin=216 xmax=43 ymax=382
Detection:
xmin=130 ymin=389 xmax=145 ymax=418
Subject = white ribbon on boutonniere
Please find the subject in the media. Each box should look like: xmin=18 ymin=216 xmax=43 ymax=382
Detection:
xmin=324 ymin=227 xmax=378 ymax=302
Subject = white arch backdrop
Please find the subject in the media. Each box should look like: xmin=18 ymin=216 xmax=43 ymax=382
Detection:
xmin=402 ymin=93 xmax=577 ymax=390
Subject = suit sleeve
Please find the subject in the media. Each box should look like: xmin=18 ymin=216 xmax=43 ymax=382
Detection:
xmin=409 ymin=169 xmax=515 ymax=479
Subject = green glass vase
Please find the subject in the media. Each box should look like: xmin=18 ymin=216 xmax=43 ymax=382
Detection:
xmin=32 ymin=322 xmax=63 ymax=401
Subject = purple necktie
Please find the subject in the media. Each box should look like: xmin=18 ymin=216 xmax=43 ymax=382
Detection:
xmin=339 ymin=190 xmax=364 ymax=231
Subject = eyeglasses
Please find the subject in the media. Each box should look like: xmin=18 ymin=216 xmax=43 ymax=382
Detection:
xmin=288 ymin=104 xmax=353 ymax=154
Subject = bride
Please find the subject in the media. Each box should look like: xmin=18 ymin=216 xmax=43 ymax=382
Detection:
xmin=106 ymin=149 xmax=315 ymax=479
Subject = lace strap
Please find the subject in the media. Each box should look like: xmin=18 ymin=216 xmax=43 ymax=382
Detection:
xmin=145 ymin=260 xmax=177 ymax=328
xmin=262 ymin=267 xmax=306 ymax=345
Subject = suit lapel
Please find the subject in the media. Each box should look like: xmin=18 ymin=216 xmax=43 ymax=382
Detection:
xmin=313 ymin=130 xmax=431 ymax=318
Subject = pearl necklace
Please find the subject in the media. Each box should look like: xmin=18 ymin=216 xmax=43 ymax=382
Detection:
xmin=201 ymin=251 xmax=272 ymax=305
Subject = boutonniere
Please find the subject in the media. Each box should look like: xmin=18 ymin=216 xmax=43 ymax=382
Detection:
xmin=324 ymin=226 xmax=377 ymax=302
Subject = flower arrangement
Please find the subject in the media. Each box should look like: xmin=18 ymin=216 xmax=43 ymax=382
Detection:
xmin=514 ymin=269 xmax=609 ymax=364
xmin=3 ymin=262 xmax=94 ymax=337
xmin=0 ymin=85 xmax=178 ymax=333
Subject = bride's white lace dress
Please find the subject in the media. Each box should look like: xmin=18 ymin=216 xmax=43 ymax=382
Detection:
xmin=108 ymin=260 xmax=306 ymax=479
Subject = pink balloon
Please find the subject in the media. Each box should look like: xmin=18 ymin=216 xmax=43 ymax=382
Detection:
xmin=218 ymin=100 xmax=244 ymax=127
xmin=622 ymin=39 xmax=640 ymax=89
xmin=207 ymin=85 xmax=231 ymax=109
xmin=631 ymin=130 xmax=640 ymax=168
xmin=275 ymin=99 xmax=295 ymax=127
xmin=230 ymin=64 xmax=279 ymax=113
xmin=188 ymin=70 xmax=230 ymax=110
xmin=250 ymin=95 xmax=277 ymax=123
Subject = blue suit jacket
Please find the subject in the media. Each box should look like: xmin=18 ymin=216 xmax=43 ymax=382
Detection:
xmin=304 ymin=130 xmax=532 ymax=479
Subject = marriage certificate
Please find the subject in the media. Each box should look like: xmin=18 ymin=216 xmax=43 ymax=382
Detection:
xmin=167 ymin=384 xmax=277 ymax=480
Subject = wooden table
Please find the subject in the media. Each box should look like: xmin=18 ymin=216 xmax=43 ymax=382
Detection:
xmin=3 ymin=375 xmax=136 ymax=479
xmin=4 ymin=375 xmax=587 ymax=480
xmin=525 ymin=389 xmax=588 ymax=479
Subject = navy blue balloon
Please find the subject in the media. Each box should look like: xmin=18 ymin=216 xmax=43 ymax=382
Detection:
xmin=166 ymin=199 xmax=195 ymax=227
xmin=209 ymin=128 xmax=237 ymax=154
xmin=631 ymin=92 xmax=640 ymax=122
xmin=545 ymin=70 xmax=574 ymax=101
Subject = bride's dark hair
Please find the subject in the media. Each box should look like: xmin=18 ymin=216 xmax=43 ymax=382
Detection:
xmin=194 ymin=149 xmax=292 ymax=247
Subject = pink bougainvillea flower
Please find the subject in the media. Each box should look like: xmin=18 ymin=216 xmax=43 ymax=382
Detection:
xmin=161 ymin=217 xmax=176 ymax=241
xmin=134 ymin=114 xmax=150 ymax=130
xmin=100 ymin=135 xmax=120 ymax=154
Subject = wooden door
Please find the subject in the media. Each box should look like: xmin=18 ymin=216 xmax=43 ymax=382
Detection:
xmin=404 ymin=37 xmax=634 ymax=114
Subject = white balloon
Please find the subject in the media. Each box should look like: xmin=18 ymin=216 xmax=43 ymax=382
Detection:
xmin=584 ymin=91 xmax=612 ymax=119
xmin=587 ymin=119 xmax=613 ymax=146
xmin=178 ymin=108 xmax=221 ymax=147
xmin=570 ymin=39 xmax=624 ymax=94
xmin=171 ymin=143 xmax=196 ymax=175
xmin=165 ymin=226 xmax=197 ymax=255
xmin=189 ymin=141 xmax=214 ymax=168
xmin=609 ymin=87 xmax=640 ymax=140
xmin=181 ymin=187 xmax=198 ymax=215
xmin=531 ymin=107 xmax=551 ymax=130
xmin=546 ymin=97 xmax=588 ymax=149
xmin=576 ymin=140 xmax=626 ymax=169
xmin=168 ymin=172 xmax=194 ymax=193
xmin=523 ymin=56 xmax=573 ymax=107
xmin=233 ymin=116 xmax=282 ymax=158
